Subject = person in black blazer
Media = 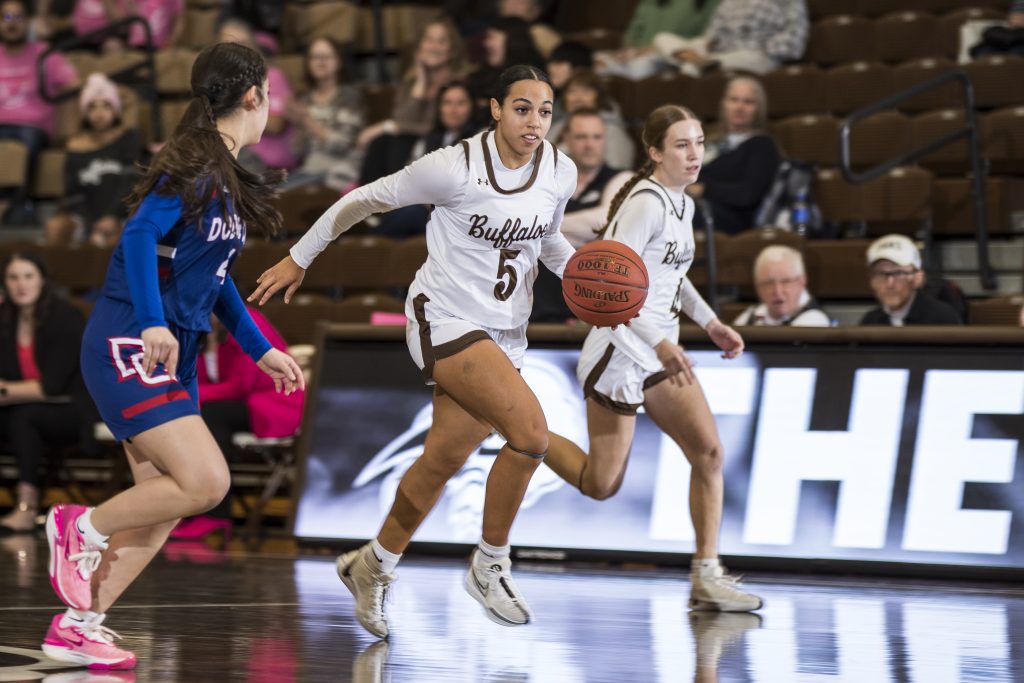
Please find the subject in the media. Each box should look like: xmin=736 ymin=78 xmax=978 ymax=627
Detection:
xmin=0 ymin=252 xmax=96 ymax=534
xmin=686 ymin=75 xmax=780 ymax=235
xmin=859 ymin=234 xmax=963 ymax=326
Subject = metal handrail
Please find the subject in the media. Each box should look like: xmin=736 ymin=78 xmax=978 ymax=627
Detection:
xmin=694 ymin=196 xmax=719 ymax=313
xmin=36 ymin=16 xmax=161 ymax=141
xmin=839 ymin=69 xmax=995 ymax=291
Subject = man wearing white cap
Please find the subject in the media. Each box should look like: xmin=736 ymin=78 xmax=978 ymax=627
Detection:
xmin=860 ymin=234 xmax=962 ymax=326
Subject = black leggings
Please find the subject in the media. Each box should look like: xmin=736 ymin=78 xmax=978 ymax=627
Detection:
xmin=1 ymin=403 xmax=83 ymax=488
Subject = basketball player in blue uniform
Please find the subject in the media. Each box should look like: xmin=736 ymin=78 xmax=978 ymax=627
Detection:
xmin=41 ymin=43 xmax=303 ymax=670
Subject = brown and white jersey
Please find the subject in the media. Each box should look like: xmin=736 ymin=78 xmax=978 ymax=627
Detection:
xmin=583 ymin=177 xmax=716 ymax=371
xmin=291 ymin=130 xmax=577 ymax=331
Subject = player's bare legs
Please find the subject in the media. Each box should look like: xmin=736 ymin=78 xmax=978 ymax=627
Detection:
xmin=91 ymin=440 xmax=183 ymax=613
xmin=377 ymin=388 xmax=493 ymax=554
xmin=88 ymin=416 xmax=230 ymax=536
xmin=546 ymin=402 xmax=636 ymax=500
xmin=644 ymin=378 xmax=761 ymax=611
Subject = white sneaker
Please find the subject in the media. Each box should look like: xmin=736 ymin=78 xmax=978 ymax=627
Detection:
xmin=463 ymin=550 xmax=532 ymax=626
xmin=689 ymin=566 xmax=763 ymax=612
xmin=337 ymin=545 xmax=395 ymax=639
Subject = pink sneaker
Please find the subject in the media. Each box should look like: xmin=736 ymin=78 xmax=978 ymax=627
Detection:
xmin=41 ymin=613 xmax=137 ymax=670
xmin=46 ymin=505 xmax=106 ymax=610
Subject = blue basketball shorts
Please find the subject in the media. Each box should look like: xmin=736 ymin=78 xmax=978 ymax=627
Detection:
xmin=81 ymin=297 xmax=202 ymax=442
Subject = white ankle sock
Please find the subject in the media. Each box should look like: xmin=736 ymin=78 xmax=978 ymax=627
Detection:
xmin=476 ymin=540 xmax=510 ymax=564
xmin=692 ymin=557 xmax=720 ymax=575
xmin=369 ymin=539 xmax=401 ymax=574
xmin=75 ymin=508 xmax=109 ymax=548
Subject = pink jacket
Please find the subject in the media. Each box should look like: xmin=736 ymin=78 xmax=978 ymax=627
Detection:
xmin=198 ymin=308 xmax=304 ymax=438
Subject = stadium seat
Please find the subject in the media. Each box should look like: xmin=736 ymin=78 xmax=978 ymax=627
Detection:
xmin=361 ymin=83 xmax=397 ymax=124
xmin=932 ymin=177 xmax=1024 ymax=235
xmin=689 ymin=71 xmax=728 ymax=122
xmin=981 ymin=106 xmax=1024 ymax=174
xmin=719 ymin=227 xmax=806 ymax=291
xmin=0 ymin=141 xmax=28 ymax=192
xmin=911 ymin=109 xmax=970 ymax=174
xmin=826 ymin=61 xmax=895 ymax=116
xmin=807 ymin=0 xmax=861 ymax=21
xmin=271 ymin=53 xmax=307 ymax=96
xmin=806 ymin=16 xmax=877 ymax=67
xmin=762 ymin=65 xmax=828 ymax=119
xmin=155 ymin=48 xmax=197 ymax=95
xmin=231 ymin=241 xmax=291 ymax=291
xmin=892 ymin=57 xmax=961 ymax=113
xmin=333 ymin=293 xmax=406 ymax=323
xmin=32 ymin=150 xmax=66 ymax=199
xmin=392 ymin=235 xmax=428 ymax=284
xmin=875 ymin=12 xmax=940 ymax=64
xmin=158 ymin=99 xmax=191 ymax=142
xmin=554 ymin=0 xmax=641 ymax=33
xmin=965 ymin=55 xmax=1024 ymax=109
xmin=335 ymin=236 xmax=402 ymax=289
xmin=274 ymin=184 xmax=340 ymax=236
xmin=634 ymin=73 xmax=694 ymax=123
xmin=564 ymin=28 xmax=623 ymax=52
xmin=967 ymin=295 xmax=1024 ymax=325
xmin=772 ymin=114 xmax=840 ymax=166
xmin=848 ymin=111 xmax=913 ymax=169
xmin=598 ymin=75 xmax=637 ymax=123
xmin=803 ymin=240 xmax=874 ymax=299
xmin=936 ymin=7 xmax=1006 ymax=61
xmin=262 ymin=294 xmax=336 ymax=345
xmin=816 ymin=166 xmax=933 ymax=234
xmin=687 ymin=231 xmax=729 ymax=290
xmin=180 ymin=9 xmax=219 ymax=49
xmin=42 ymin=245 xmax=113 ymax=292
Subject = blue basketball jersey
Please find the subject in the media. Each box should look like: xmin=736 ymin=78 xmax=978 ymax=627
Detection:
xmin=101 ymin=187 xmax=246 ymax=333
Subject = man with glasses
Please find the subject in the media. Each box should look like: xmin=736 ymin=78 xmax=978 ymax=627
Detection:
xmin=0 ymin=0 xmax=79 ymax=224
xmin=733 ymin=245 xmax=830 ymax=326
xmin=860 ymin=234 xmax=962 ymax=326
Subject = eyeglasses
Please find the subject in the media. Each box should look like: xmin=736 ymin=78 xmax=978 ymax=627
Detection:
xmin=870 ymin=268 xmax=918 ymax=283
xmin=1 ymin=12 xmax=26 ymax=22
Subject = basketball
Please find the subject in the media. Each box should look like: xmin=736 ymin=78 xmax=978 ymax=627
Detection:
xmin=562 ymin=241 xmax=649 ymax=327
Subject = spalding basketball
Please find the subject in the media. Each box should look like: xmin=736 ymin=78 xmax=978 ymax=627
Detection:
xmin=562 ymin=241 xmax=649 ymax=327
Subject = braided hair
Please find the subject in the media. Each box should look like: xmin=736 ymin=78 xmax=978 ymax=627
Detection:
xmin=598 ymin=104 xmax=699 ymax=238
xmin=126 ymin=42 xmax=283 ymax=236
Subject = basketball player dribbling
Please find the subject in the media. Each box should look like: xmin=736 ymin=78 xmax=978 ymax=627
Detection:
xmin=42 ymin=43 xmax=304 ymax=669
xmin=250 ymin=65 xmax=579 ymax=637
xmin=545 ymin=105 xmax=762 ymax=612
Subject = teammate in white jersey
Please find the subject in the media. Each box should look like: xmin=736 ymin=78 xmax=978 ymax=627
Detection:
xmin=250 ymin=66 xmax=577 ymax=637
xmin=545 ymin=105 xmax=762 ymax=612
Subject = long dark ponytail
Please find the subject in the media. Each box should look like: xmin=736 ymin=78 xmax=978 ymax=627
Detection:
xmin=599 ymin=104 xmax=699 ymax=237
xmin=125 ymin=42 xmax=283 ymax=236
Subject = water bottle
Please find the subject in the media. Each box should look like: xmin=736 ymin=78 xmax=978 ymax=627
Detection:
xmin=791 ymin=190 xmax=810 ymax=237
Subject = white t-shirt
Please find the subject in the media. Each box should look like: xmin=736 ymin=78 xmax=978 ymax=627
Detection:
xmin=291 ymin=130 xmax=577 ymax=330
xmin=583 ymin=178 xmax=716 ymax=371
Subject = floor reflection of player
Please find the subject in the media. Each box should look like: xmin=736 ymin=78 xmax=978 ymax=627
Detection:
xmin=354 ymin=355 xmax=581 ymax=540
xmin=545 ymin=105 xmax=761 ymax=612
xmin=250 ymin=65 xmax=580 ymax=637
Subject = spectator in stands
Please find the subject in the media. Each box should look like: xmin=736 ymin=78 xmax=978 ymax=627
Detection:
xmin=547 ymin=70 xmax=635 ymax=170
xmin=546 ymin=40 xmax=593 ymax=127
xmin=497 ymin=0 xmax=560 ymax=59
xmin=44 ymin=73 xmax=141 ymax=247
xmin=69 ymin=0 xmax=184 ymax=51
xmin=283 ymin=37 xmax=365 ymax=192
xmin=220 ymin=0 xmax=282 ymax=54
xmin=0 ymin=252 xmax=96 ymax=534
xmin=969 ymin=0 xmax=1024 ymax=59
xmin=661 ymin=0 xmax=809 ymax=77
xmin=687 ymin=76 xmax=780 ymax=235
xmin=0 ymin=0 xmax=79 ymax=225
xmin=171 ymin=306 xmax=304 ymax=540
xmin=531 ymin=109 xmax=631 ymax=322
xmin=466 ymin=16 xmax=544 ymax=117
xmin=733 ymin=245 xmax=830 ymax=326
xmin=376 ymin=82 xmax=482 ymax=238
xmin=597 ymin=0 xmax=721 ymax=80
xmin=860 ymin=235 xmax=963 ymax=326
xmin=358 ymin=18 xmax=468 ymax=184
xmin=220 ymin=17 xmax=298 ymax=172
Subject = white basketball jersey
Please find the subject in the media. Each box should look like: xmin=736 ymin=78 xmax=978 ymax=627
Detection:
xmin=413 ymin=131 xmax=565 ymax=330
xmin=587 ymin=178 xmax=698 ymax=370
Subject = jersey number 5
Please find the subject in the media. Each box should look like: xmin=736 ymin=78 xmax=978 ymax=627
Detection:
xmin=493 ymin=248 xmax=521 ymax=301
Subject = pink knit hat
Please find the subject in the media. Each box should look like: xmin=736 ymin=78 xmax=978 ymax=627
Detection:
xmin=79 ymin=73 xmax=122 ymax=117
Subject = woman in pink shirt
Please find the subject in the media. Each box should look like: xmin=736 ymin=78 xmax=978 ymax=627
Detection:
xmin=71 ymin=0 xmax=184 ymax=50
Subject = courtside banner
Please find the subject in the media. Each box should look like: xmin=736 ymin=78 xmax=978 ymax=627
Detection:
xmin=292 ymin=335 xmax=1024 ymax=569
